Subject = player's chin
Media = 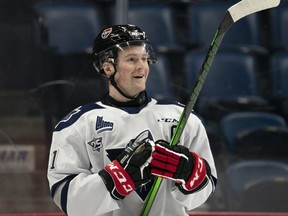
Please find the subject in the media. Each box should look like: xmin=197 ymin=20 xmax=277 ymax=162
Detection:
xmin=133 ymin=81 xmax=146 ymax=91
xmin=138 ymin=84 xmax=146 ymax=93
xmin=130 ymin=86 xmax=146 ymax=97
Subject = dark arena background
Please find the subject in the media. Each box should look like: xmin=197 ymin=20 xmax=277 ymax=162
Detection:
xmin=0 ymin=0 xmax=288 ymax=215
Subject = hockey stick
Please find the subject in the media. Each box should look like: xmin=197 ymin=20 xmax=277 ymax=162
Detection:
xmin=140 ymin=0 xmax=280 ymax=215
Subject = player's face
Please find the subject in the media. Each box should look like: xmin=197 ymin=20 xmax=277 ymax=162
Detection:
xmin=113 ymin=45 xmax=150 ymax=98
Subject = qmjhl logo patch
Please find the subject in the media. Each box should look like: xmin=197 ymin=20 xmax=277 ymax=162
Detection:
xmin=95 ymin=116 xmax=114 ymax=133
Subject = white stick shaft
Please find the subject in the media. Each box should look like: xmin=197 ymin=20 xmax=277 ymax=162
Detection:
xmin=228 ymin=0 xmax=280 ymax=22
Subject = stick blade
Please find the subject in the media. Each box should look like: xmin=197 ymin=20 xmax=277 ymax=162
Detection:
xmin=228 ymin=0 xmax=281 ymax=22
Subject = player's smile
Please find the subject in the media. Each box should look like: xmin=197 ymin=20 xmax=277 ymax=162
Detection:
xmin=132 ymin=74 xmax=146 ymax=82
xmin=133 ymin=74 xmax=144 ymax=79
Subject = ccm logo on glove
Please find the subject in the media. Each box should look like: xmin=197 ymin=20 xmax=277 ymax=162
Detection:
xmin=104 ymin=160 xmax=135 ymax=195
xmin=99 ymin=130 xmax=154 ymax=200
xmin=183 ymin=152 xmax=206 ymax=191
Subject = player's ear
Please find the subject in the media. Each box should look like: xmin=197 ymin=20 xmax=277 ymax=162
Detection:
xmin=102 ymin=62 xmax=115 ymax=77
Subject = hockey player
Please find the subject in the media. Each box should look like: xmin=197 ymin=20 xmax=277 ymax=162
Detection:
xmin=47 ymin=24 xmax=217 ymax=216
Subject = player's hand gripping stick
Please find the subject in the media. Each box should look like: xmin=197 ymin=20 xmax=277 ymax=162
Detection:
xmin=150 ymin=140 xmax=208 ymax=194
xmin=99 ymin=131 xmax=154 ymax=200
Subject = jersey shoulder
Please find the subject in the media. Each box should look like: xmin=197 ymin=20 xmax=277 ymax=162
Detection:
xmin=153 ymin=98 xmax=200 ymax=119
xmin=154 ymin=99 xmax=185 ymax=108
xmin=54 ymin=102 xmax=105 ymax=132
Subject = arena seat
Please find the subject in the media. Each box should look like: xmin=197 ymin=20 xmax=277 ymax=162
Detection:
xmin=184 ymin=49 xmax=269 ymax=120
xmin=34 ymin=1 xmax=103 ymax=54
xmin=147 ymin=53 xmax=174 ymax=100
xmin=269 ymin=1 xmax=288 ymax=50
xmin=269 ymin=51 xmax=288 ymax=120
xmin=186 ymin=1 xmax=266 ymax=53
xmin=224 ymin=160 xmax=288 ymax=211
xmin=32 ymin=1 xmax=108 ymax=142
xmin=240 ymin=177 xmax=288 ymax=212
xmin=234 ymin=127 xmax=288 ymax=162
xmin=270 ymin=51 xmax=288 ymax=98
xmin=127 ymin=2 xmax=183 ymax=52
xmin=219 ymin=111 xmax=287 ymax=152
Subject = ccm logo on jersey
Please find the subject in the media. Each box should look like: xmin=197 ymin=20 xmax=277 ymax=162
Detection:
xmin=157 ymin=118 xmax=178 ymax=123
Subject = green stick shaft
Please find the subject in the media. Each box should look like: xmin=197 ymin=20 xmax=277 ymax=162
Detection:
xmin=140 ymin=13 xmax=232 ymax=216
xmin=140 ymin=0 xmax=280 ymax=214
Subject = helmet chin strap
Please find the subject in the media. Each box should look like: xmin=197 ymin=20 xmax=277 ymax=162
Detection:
xmin=105 ymin=64 xmax=137 ymax=100
xmin=108 ymin=73 xmax=136 ymax=100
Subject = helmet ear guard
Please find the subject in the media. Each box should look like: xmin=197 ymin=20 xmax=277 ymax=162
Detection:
xmin=92 ymin=49 xmax=115 ymax=73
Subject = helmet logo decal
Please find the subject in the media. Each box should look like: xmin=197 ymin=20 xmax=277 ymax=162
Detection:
xmin=129 ymin=31 xmax=146 ymax=40
xmin=101 ymin=27 xmax=112 ymax=39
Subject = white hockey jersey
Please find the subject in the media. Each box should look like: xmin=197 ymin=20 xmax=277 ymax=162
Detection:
xmin=47 ymin=95 xmax=217 ymax=216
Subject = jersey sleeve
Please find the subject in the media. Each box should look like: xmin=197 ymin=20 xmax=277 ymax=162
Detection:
xmin=47 ymin=122 xmax=120 ymax=216
xmin=170 ymin=114 xmax=217 ymax=211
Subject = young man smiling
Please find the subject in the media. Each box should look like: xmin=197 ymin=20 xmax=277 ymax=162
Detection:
xmin=47 ymin=24 xmax=217 ymax=216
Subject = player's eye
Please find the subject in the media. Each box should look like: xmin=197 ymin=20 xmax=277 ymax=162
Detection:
xmin=127 ymin=57 xmax=137 ymax=63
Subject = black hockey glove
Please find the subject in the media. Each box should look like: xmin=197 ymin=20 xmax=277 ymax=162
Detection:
xmin=150 ymin=140 xmax=208 ymax=194
xmin=99 ymin=130 xmax=154 ymax=200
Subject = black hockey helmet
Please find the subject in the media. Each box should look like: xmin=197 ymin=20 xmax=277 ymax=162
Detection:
xmin=92 ymin=24 xmax=157 ymax=75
